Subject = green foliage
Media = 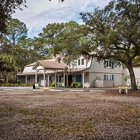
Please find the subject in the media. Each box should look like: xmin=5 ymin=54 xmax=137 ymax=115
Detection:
xmin=0 ymin=82 xmax=32 ymax=87
xmin=0 ymin=54 xmax=16 ymax=82
xmin=0 ymin=18 xmax=48 ymax=70
xmin=50 ymin=81 xmax=58 ymax=87
xmin=0 ymin=18 xmax=28 ymax=70
xmin=6 ymin=18 xmax=28 ymax=45
xmin=16 ymin=37 xmax=48 ymax=70
xmin=132 ymin=56 xmax=140 ymax=67
xmin=80 ymin=0 xmax=140 ymax=90
xmin=0 ymin=0 xmax=27 ymax=34
xmin=70 ymin=82 xmax=82 ymax=88
xmin=38 ymin=21 xmax=84 ymax=65
xmin=0 ymin=54 xmax=16 ymax=73
xmin=124 ymin=75 xmax=130 ymax=82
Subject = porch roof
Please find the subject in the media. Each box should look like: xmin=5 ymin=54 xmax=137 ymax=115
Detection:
xmin=33 ymin=60 xmax=67 ymax=70
xmin=17 ymin=67 xmax=89 ymax=76
xmin=17 ymin=71 xmax=44 ymax=76
xmin=66 ymin=68 xmax=89 ymax=73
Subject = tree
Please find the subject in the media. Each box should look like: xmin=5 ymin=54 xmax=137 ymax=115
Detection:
xmin=80 ymin=0 xmax=140 ymax=90
xmin=16 ymin=37 xmax=48 ymax=70
xmin=57 ymin=21 xmax=84 ymax=65
xmin=0 ymin=54 xmax=16 ymax=82
xmin=1 ymin=18 xmax=28 ymax=59
xmin=38 ymin=21 xmax=84 ymax=64
xmin=0 ymin=0 xmax=26 ymax=34
xmin=38 ymin=23 xmax=65 ymax=58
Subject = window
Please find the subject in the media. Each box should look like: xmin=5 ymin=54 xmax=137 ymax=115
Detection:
xmin=76 ymin=75 xmax=82 ymax=82
xmin=49 ymin=75 xmax=52 ymax=81
xmin=27 ymin=76 xmax=30 ymax=81
xmin=81 ymin=59 xmax=84 ymax=65
xmin=104 ymin=74 xmax=114 ymax=80
xmin=112 ymin=75 xmax=114 ymax=81
xmin=78 ymin=59 xmax=80 ymax=65
xmin=56 ymin=76 xmax=61 ymax=82
xmin=104 ymin=60 xmax=114 ymax=69
xmin=104 ymin=74 xmax=108 ymax=80
xmin=37 ymin=76 xmax=39 ymax=82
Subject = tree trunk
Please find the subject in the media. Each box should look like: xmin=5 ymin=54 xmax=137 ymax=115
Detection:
xmin=127 ymin=64 xmax=137 ymax=90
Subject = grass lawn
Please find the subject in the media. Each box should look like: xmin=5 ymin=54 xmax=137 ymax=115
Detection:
xmin=0 ymin=89 xmax=140 ymax=140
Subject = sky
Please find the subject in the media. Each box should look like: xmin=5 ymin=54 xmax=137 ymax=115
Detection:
xmin=12 ymin=0 xmax=111 ymax=38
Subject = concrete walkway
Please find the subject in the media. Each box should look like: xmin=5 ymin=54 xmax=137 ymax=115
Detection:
xmin=0 ymin=86 xmax=119 ymax=92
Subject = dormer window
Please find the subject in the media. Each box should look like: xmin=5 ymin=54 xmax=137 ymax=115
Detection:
xmin=78 ymin=59 xmax=80 ymax=65
xmin=81 ymin=59 xmax=84 ymax=65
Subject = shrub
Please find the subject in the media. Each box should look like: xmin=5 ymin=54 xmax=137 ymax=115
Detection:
xmin=50 ymin=81 xmax=58 ymax=87
xmin=70 ymin=82 xmax=82 ymax=88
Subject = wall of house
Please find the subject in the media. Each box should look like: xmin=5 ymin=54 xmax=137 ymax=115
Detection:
xmin=123 ymin=67 xmax=140 ymax=86
xmin=23 ymin=66 xmax=36 ymax=73
xmin=84 ymin=73 xmax=89 ymax=83
xmin=68 ymin=56 xmax=88 ymax=69
xmin=29 ymin=76 xmax=36 ymax=83
xmin=93 ymin=80 xmax=114 ymax=87
xmin=89 ymin=72 xmax=123 ymax=87
xmin=88 ymin=58 xmax=124 ymax=87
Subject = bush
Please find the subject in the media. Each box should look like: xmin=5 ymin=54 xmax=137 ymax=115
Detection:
xmin=70 ymin=82 xmax=82 ymax=88
xmin=0 ymin=82 xmax=32 ymax=87
xmin=50 ymin=81 xmax=58 ymax=87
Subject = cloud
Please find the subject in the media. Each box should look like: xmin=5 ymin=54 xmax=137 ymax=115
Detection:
xmin=12 ymin=0 xmax=111 ymax=38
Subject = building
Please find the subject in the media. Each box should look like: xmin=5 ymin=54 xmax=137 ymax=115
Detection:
xmin=17 ymin=55 xmax=124 ymax=88
xmin=123 ymin=67 xmax=140 ymax=87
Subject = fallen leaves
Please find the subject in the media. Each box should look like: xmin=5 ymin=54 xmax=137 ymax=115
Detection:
xmin=0 ymin=90 xmax=140 ymax=139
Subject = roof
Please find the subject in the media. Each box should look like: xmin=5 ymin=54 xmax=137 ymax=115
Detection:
xmin=67 ymin=68 xmax=89 ymax=73
xmin=17 ymin=71 xmax=43 ymax=76
xmin=33 ymin=60 xmax=67 ymax=70
xmin=25 ymin=62 xmax=36 ymax=67
xmin=17 ymin=67 xmax=89 ymax=76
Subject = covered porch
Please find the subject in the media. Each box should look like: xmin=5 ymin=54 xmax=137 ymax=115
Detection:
xmin=32 ymin=60 xmax=67 ymax=87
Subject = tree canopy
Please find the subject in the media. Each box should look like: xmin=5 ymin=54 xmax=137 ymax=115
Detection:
xmin=0 ymin=54 xmax=16 ymax=82
xmin=0 ymin=0 xmax=26 ymax=34
xmin=79 ymin=0 xmax=140 ymax=90
xmin=1 ymin=18 xmax=28 ymax=60
xmin=0 ymin=18 xmax=48 ymax=71
xmin=38 ymin=21 xmax=84 ymax=65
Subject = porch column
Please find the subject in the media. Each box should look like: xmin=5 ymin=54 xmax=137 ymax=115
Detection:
xmin=35 ymin=71 xmax=37 ymax=83
xmin=43 ymin=70 xmax=46 ymax=87
xmin=63 ymin=72 xmax=65 ymax=87
xmin=25 ymin=76 xmax=27 ymax=84
xmin=54 ymin=71 xmax=57 ymax=87
xmin=48 ymin=75 xmax=50 ymax=87
xmin=82 ymin=72 xmax=86 ymax=88
xmin=66 ymin=73 xmax=68 ymax=87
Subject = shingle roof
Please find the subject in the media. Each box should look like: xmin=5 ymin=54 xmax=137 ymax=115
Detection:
xmin=26 ymin=62 xmax=36 ymax=67
xmin=33 ymin=60 xmax=67 ymax=70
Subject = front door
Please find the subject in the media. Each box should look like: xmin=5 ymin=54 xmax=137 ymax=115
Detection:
xmin=68 ymin=75 xmax=73 ymax=86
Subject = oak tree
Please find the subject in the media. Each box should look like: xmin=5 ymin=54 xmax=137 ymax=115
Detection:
xmin=80 ymin=0 xmax=140 ymax=90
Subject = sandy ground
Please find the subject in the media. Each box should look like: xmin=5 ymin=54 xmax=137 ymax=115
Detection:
xmin=0 ymin=89 xmax=140 ymax=140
